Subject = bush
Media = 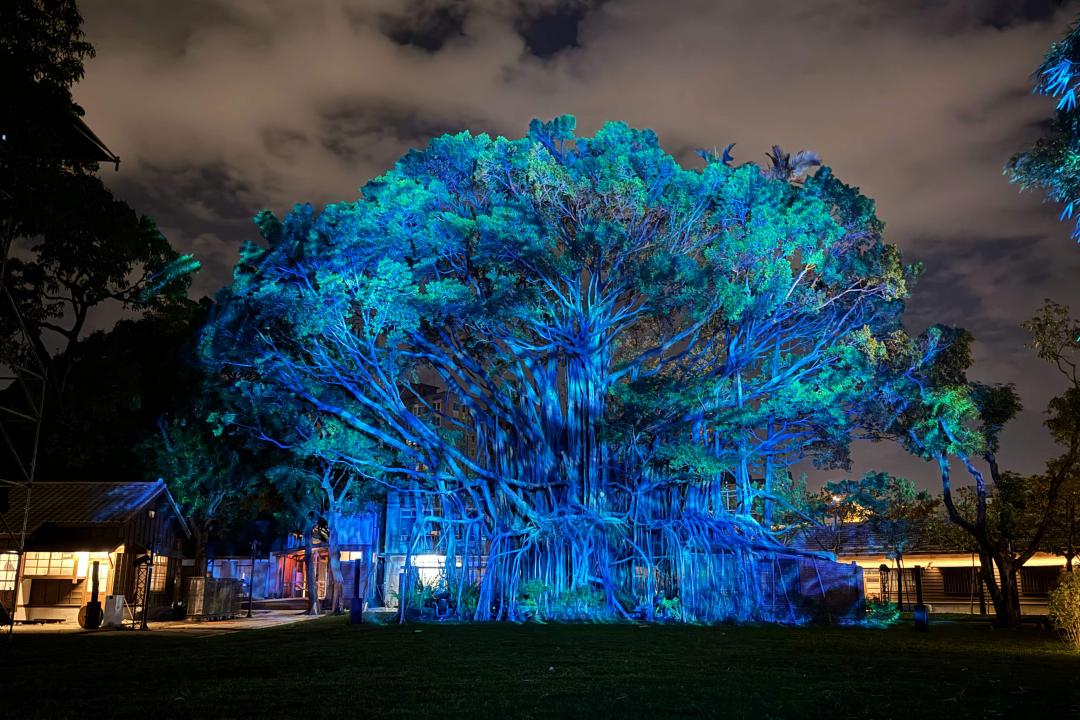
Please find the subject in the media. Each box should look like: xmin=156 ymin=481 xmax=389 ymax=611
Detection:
xmin=449 ymin=580 xmax=480 ymax=618
xmin=655 ymin=594 xmax=682 ymax=621
xmin=1048 ymin=571 xmax=1080 ymax=650
xmin=865 ymin=598 xmax=900 ymax=627
xmin=550 ymin=585 xmax=606 ymax=620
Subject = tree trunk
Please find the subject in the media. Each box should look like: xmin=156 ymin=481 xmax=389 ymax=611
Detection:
xmin=979 ymin=552 xmax=1021 ymax=629
xmin=895 ymin=556 xmax=904 ymax=611
xmin=992 ymin=569 xmax=1022 ymax=629
xmin=304 ymin=529 xmax=321 ymax=615
xmin=326 ymin=506 xmax=344 ymax=614
xmin=938 ymin=454 xmax=1024 ymax=629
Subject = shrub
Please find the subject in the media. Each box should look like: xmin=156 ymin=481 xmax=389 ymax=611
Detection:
xmin=449 ymin=580 xmax=480 ymax=617
xmin=865 ymin=598 xmax=900 ymax=627
xmin=1048 ymin=571 xmax=1080 ymax=650
xmin=655 ymin=594 xmax=682 ymax=621
xmin=550 ymin=585 xmax=606 ymax=620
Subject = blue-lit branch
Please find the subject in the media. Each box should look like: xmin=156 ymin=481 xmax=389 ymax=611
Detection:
xmin=203 ymin=118 xmax=908 ymax=623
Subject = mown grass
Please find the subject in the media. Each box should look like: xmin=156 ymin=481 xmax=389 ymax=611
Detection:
xmin=2 ymin=616 xmax=1077 ymax=719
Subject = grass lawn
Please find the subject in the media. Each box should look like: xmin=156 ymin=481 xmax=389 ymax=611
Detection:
xmin=2 ymin=616 xmax=1078 ymax=719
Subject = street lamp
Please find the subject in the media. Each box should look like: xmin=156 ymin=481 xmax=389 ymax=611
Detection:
xmin=141 ymin=508 xmax=157 ymax=631
xmin=247 ymin=539 xmax=259 ymax=618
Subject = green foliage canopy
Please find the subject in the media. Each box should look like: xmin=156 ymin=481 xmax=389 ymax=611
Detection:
xmin=204 ymin=117 xmax=916 ymax=622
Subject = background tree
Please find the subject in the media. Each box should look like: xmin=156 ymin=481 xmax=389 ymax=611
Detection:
xmin=870 ymin=310 xmax=1080 ymax=627
xmin=801 ymin=481 xmax=868 ymax=556
xmin=1 ymin=0 xmax=199 ymax=484
xmin=203 ymin=364 xmax=387 ymax=614
xmin=263 ymin=463 xmax=328 ymax=615
xmin=204 ymin=116 xmax=916 ymax=623
xmin=1006 ymin=14 xmax=1080 ymax=240
xmin=1 ymin=0 xmax=96 ymax=176
xmin=1043 ymin=468 xmax=1080 ymax=571
xmin=823 ymin=473 xmax=936 ymax=559
xmin=814 ymin=472 xmax=936 ymax=608
xmin=27 ymin=299 xmax=209 ymax=480
xmin=137 ymin=397 xmax=259 ymax=574
xmin=1025 ymin=300 xmax=1080 ymax=573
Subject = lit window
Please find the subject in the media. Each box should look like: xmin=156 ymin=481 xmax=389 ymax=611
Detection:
xmin=149 ymin=555 xmax=169 ymax=592
xmin=79 ymin=553 xmax=111 ymax=593
xmin=0 ymin=553 xmax=17 ymax=591
xmin=22 ymin=552 xmax=76 ymax=577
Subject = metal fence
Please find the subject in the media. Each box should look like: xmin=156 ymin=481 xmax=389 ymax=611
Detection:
xmin=184 ymin=577 xmax=243 ymax=620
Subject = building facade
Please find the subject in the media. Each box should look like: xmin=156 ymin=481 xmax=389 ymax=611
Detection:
xmin=795 ymin=521 xmax=1069 ymax=615
xmin=1 ymin=481 xmax=190 ymax=624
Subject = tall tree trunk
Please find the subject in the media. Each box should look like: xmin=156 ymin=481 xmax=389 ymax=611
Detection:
xmin=895 ymin=555 xmax=904 ymax=612
xmin=976 ymin=549 xmax=1022 ymax=629
xmin=326 ymin=505 xmax=344 ymax=614
xmin=991 ymin=559 xmax=1022 ymax=629
xmin=938 ymin=453 xmax=1028 ymax=629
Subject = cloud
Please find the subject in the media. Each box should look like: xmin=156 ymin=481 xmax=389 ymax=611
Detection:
xmin=76 ymin=0 xmax=1080 ymax=484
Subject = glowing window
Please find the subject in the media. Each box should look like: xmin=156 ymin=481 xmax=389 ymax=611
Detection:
xmin=0 ymin=553 xmax=17 ymax=591
xmin=22 ymin=552 xmax=76 ymax=577
xmin=149 ymin=555 xmax=169 ymax=592
xmin=77 ymin=553 xmax=111 ymax=592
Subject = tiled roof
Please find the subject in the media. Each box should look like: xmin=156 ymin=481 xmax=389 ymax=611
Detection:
xmin=0 ymin=481 xmax=182 ymax=538
xmin=789 ymin=519 xmax=951 ymax=555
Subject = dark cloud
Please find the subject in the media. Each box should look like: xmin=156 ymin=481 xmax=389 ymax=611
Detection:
xmin=517 ymin=1 xmax=600 ymax=58
xmin=373 ymin=0 xmax=605 ymax=57
xmin=973 ymin=0 xmax=1071 ymax=30
xmin=378 ymin=0 xmax=469 ymax=52
xmin=74 ymin=0 xmax=1080 ymax=487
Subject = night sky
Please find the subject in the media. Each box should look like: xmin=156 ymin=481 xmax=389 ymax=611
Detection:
xmin=75 ymin=0 xmax=1080 ymax=490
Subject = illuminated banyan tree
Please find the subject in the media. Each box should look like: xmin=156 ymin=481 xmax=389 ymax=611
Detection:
xmin=203 ymin=117 xmax=912 ymax=623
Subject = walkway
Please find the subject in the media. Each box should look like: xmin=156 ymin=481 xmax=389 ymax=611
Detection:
xmin=6 ymin=608 xmax=322 ymax=637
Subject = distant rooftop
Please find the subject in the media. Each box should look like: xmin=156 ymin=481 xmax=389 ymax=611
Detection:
xmin=789 ymin=519 xmax=968 ymax=556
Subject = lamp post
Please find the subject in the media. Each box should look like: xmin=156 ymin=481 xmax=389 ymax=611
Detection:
xmin=913 ymin=565 xmax=928 ymax=631
xmin=247 ymin=539 xmax=259 ymax=618
xmin=351 ymin=551 xmax=364 ymax=625
xmin=141 ymin=508 xmax=157 ymax=631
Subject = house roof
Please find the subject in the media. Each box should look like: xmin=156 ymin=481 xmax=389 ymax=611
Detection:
xmin=67 ymin=113 xmax=120 ymax=167
xmin=789 ymin=519 xmax=959 ymax=556
xmin=1 ymin=79 xmax=120 ymax=168
xmin=0 ymin=480 xmax=189 ymax=541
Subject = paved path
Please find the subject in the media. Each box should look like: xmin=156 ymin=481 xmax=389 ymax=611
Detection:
xmin=6 ymin=609 xmax=323 ymax=637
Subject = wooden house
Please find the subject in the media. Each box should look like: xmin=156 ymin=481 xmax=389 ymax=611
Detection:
xmin=793 ymin=521 xmax=1067 ymax=615
xmin=0 ymin=481 xmax=190 ymax=624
